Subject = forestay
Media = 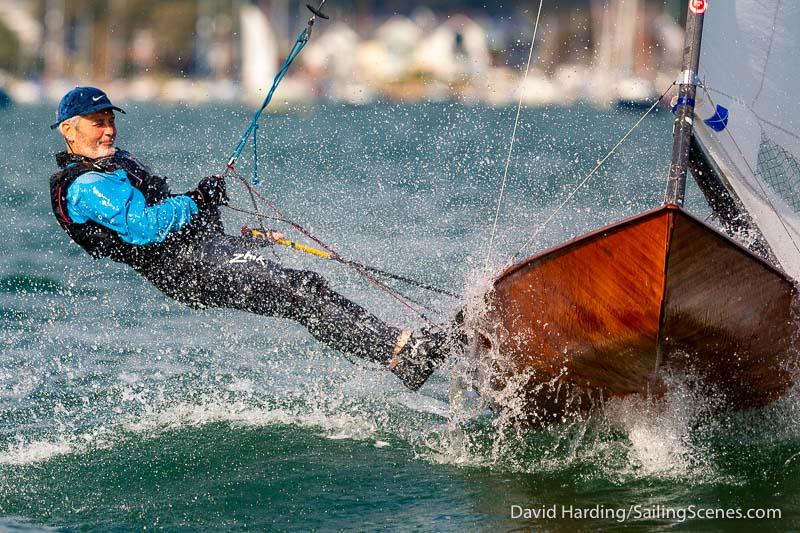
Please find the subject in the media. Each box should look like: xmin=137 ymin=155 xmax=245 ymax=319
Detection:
xmin=694 ymin=0 xmax=800 ymax=279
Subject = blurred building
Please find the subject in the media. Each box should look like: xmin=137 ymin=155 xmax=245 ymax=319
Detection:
xmin=0 ymin=0 xmax=686 ymax=106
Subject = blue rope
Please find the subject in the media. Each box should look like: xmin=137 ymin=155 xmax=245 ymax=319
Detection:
xmin=227 ymin=28 xmax=310 ymax=169
xmin=252 ymin=123 xmax=259 ymax=185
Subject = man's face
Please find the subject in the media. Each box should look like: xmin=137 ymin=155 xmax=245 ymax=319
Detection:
xmin=60 ymin=109 xmax=117 ymax=159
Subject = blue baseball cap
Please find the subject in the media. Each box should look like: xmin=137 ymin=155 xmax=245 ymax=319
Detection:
xmin=50 ymin=86 xmax=125 ymax=130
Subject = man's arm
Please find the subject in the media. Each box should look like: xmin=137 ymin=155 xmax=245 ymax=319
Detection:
xmin=66 ymin=169 xmax=199 ymax=245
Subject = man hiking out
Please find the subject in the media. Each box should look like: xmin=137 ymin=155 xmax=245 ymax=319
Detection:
xmin=49 ymin=86 xmax=457 ymax=390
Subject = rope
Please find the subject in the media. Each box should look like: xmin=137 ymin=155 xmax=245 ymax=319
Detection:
xmin=245 ymin=123 xmax=269 ymax=229
xmin=226 ymin=27 xmax=311 ymax=169
xmin=224 ymin=167 xmax=444 ymax=326
xmin=252 ymin=123 xmax=260 ymax=185
xmin=484 ymin=0 xmax=544 ymax=271
xmin=227 ymin=204 xmax=459 ymax=298
xmin=223 ymin=203 xmax=290 ymax=224
xmin=513 ymin=82 xmax=675 ymax=260
xmin=221 ymin=1 xmax=448 ymax=325
xmin=224 ymin=5 xmax=320 ymax=257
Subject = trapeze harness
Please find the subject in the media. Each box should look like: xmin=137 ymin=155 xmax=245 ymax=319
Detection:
xmin=50 ymin=150 xmax=218 ymax=262
xmin=50 ymin=150 xmax=401 ymax=363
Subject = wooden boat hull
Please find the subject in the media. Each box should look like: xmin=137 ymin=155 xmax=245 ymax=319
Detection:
xmin=484 ymin=205 xmax=798 ymax=424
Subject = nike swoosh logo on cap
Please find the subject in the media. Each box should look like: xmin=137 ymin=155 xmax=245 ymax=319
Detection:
xmin=92 ymin=96 xmax=104 ymax=102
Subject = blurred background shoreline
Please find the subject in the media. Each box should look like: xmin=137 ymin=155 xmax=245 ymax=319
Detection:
xmin=0 ymin=0 xmax=686 ymax=109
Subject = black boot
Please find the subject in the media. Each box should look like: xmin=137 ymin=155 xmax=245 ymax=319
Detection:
xmin=390 ymin=328 xmax=451 ymax=391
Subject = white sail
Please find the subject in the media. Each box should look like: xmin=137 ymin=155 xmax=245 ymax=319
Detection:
xmin=694 ymin=0 xmax=800 ymax=279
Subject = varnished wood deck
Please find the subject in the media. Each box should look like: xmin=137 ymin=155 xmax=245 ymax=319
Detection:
xmin=485 ymin=205 xmax=798 ymax=423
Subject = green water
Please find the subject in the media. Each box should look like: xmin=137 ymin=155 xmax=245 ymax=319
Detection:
xmin=0 ymin=102 xmax=798 ymax=531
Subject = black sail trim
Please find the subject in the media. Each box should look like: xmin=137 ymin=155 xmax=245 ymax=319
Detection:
xmin=688 ymin=133 xmax=778 ymax=264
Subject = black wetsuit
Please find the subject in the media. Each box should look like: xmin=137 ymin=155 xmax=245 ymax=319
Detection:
xmin=50 ymin=150 xmax=402 ymax=364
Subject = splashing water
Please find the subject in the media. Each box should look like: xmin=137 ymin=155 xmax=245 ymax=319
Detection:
xmin=2 ymin=102 xmax=800 ymax=529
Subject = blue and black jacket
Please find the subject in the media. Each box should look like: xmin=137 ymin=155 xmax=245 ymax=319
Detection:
xmin=50 ymin=149 xmax=222 ymax=270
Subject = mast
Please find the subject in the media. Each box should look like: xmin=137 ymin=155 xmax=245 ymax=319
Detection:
xmin=664 ymin=0 xmax=707 ymax=206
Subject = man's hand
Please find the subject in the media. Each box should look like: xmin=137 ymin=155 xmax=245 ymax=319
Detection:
xmin=242 ymin=226 xmax=285 ymax=245
xmin=189 ymin=175 xmax=228 ymax=209
xmin=263 ymin=230 xmax=285 ymax=243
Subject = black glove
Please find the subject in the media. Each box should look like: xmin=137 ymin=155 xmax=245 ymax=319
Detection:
xmin=188 ymin=175 xmax=228 ymax=210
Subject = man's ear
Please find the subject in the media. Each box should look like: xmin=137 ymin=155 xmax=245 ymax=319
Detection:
xmin=59 ymin=121 xmax=75 ymax=143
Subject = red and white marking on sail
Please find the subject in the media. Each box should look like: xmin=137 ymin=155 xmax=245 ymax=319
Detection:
xmin=689 ymin=0 xmax=707 ymax=15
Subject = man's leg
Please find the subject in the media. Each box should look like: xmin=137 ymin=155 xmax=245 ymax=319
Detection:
xmin=195 ymin=236 xmax=408 ymax=365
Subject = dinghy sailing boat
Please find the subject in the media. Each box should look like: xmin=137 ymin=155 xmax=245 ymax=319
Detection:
xmin=481 ymin=0 xmax=800 ymax=425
